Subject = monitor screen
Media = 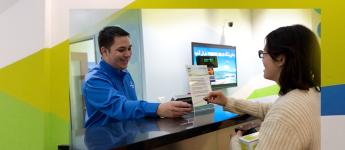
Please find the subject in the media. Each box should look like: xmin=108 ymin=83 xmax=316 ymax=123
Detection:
xmin=192 ymin=42 xmax=237 ymax=87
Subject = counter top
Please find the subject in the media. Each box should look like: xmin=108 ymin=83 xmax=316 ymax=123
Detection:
xmin=72 ymin=105 xmax=257 ymax=150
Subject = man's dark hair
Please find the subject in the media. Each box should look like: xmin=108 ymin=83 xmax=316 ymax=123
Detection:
xmin=98 ymin=26 xmax=130 ymax=54
xmin=265 ymin=24 xmax=321 ymax=95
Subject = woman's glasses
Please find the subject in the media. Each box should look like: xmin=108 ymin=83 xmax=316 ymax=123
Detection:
xmin=258 ymin=50 xmax=269 ymax=58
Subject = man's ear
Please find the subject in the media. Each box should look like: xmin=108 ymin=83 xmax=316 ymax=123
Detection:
xmin=276 ymin=54 xmax=286 ymax=66
xmin=100 ymin=47 xmax=107 ymax=56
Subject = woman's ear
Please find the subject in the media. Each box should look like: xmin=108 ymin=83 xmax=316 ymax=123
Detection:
xmin=276 ymin=54 xmax=286 ymax=66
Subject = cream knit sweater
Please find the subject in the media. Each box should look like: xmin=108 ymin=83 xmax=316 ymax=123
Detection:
xmin=226 ymin=88 xmax=320 ymax=150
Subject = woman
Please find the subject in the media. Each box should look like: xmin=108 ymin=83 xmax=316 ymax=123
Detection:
xmin=205 ymin=24 xmax=320 ymax=150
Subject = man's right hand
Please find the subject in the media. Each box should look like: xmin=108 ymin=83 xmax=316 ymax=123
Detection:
xmin=157 ymin=101 xmax=192 ymax=118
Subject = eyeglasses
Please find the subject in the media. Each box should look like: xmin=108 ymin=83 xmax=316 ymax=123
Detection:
xmin=258 ymin=50 xmax=269 ymax=58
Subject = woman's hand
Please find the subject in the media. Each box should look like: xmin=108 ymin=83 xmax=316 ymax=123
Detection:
xmin=229 ymin=129 xmax=243 ymax=150
xmin=231 ymin=130 xmax=243 ymax=138
xmin=204 ymin=91 xmax=228 ymax=106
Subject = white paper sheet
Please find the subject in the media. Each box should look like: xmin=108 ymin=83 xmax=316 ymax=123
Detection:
xmin=186 ymin=65 xmax=212 ymax=107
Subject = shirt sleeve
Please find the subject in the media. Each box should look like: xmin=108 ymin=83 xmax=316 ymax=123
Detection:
xmin=83 ymin=76 xmax=160 ymax=120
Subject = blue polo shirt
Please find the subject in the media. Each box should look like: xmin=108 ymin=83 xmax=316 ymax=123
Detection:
xmin=82 ymin=60 xmax=159 ymax=128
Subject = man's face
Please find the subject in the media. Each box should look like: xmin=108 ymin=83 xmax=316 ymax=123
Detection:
xmin=101 ymin=36 xmax=132 ymax=70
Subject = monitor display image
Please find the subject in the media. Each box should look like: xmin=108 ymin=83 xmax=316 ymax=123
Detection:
xmin=192 ymin=42 xmax=237 ymax=87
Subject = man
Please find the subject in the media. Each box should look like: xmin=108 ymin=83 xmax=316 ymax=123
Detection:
xmin=82 ymin=26 xmax=192 ymax=128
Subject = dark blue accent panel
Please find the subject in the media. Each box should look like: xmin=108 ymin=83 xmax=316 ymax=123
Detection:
xmin=321 ymin=84 xmax=345 ymax=116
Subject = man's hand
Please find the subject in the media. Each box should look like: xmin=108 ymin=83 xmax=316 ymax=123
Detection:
xmin=157 ymin=101 xmax=192 ymax=118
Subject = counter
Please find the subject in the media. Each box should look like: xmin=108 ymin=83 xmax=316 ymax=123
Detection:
xmin=71 ymin=105 xmax=259 ymax=150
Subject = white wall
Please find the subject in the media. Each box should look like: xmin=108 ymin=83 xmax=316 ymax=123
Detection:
xmin=321 ymin=116 xmax=345 ymax=150
xmin=232 ymin=9 xmax=314 ymax=98
xmin=0 ymin=0 xmax=45 ymax=68
xmin=141 ymin=9 xmax=314 ymax=101
xmin=141 ymin=9 xmax=254 ymax=100
xmin=251 ymin=9 xmax=313 ymax=57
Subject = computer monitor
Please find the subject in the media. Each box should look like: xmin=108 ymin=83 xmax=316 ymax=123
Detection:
xmin=192 ymin=42 xmax=237 ymax=88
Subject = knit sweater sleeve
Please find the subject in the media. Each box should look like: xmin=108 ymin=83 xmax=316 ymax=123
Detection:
xmin=223 ymin=98 xmax=272 ymax=120
xmin=255 ymin=119 xmax=303 ymax=150
xmin=230 ymin=89 xmax=320 ymax=150
xmin=230 ymin=118 xmax=303 ymax=150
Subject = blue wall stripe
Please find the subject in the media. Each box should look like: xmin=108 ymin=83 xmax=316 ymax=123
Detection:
xmin=321 ymin=84 xmax=345 ymax=116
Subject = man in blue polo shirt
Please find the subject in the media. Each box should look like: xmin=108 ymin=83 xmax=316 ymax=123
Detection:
xmin=82 ymin=26 xmax=192 ymax=128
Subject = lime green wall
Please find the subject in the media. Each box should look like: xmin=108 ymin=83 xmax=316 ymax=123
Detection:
xmin=0 ymin=41 xmax=70 ymax=150
xmin=247 ymin=85 xmax=280 ymax=99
